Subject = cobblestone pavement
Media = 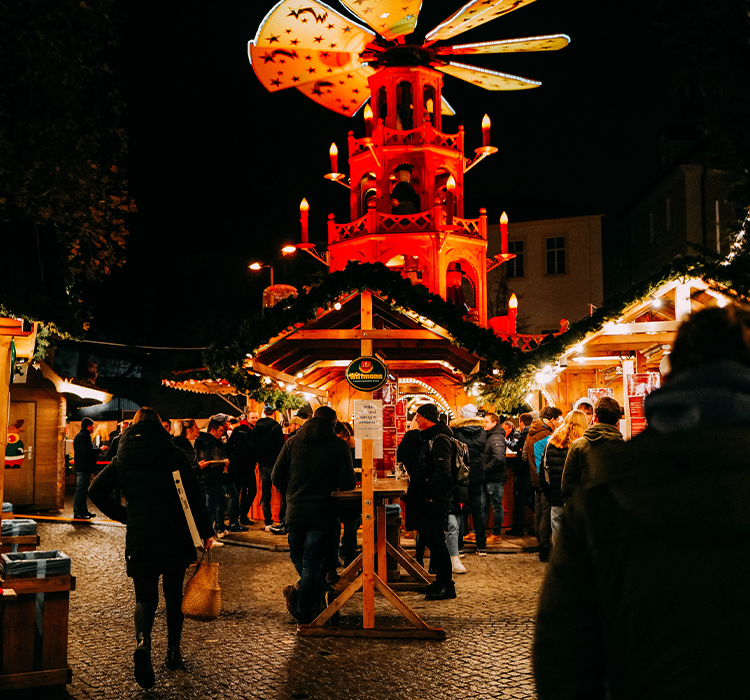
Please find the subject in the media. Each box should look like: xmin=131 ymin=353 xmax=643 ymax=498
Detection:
xmin=9 ymin=517 xmax=547 ymax=700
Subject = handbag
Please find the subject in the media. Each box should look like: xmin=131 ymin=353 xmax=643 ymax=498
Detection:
xmin=182 ymin=548 xmax=221 ymax=621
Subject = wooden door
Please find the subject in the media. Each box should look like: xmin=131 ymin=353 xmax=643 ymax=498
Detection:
xmin=5 ymin=402 xmax=36 ymax=505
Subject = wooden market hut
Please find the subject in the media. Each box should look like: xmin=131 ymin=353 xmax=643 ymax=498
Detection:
xmin=532 ymin=275 xmax=734 ymax=437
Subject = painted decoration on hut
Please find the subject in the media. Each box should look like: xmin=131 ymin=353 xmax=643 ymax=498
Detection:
xmin=345 ymin=356 xmax=388 ymax=392
xmin=5 ymin=420 xmax=25 ymax=469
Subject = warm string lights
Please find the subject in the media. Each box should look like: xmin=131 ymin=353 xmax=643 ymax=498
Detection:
xmin=721 ymin=207 xmax=750 ymax=266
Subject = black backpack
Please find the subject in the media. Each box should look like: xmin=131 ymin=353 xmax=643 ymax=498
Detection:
xmin=430 ymin=435 xmax=470 ymax=487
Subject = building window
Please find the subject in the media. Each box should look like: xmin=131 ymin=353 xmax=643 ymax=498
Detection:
xmin=507 ymin=240 xmax=524 ymax=277
xmin=546 ymin=237 xmax=565 ymax=274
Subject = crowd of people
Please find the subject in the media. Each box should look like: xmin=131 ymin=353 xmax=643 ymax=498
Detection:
xmin=68 ymin=305 xmax=750 ymax=696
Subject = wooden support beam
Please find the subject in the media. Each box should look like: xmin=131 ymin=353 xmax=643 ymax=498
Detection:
xmin=288 ymin=329 xmax=447 ymax=341
xmin=247 ymin=358 xmax=328 ymax=398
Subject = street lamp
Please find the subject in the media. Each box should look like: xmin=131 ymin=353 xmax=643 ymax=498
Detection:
xmin=248 ymin=262 xmax=273 ymax=285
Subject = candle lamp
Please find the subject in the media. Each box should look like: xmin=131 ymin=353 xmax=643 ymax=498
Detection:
xmin=446 ymin=175 xmax=456 ymax=226
xmin=474 ymin=114 xmax=498 ymax=157
xmin=500 ymin=211 xmax=508 ymax=254
xmin=364 ymin=103 xmax=373 ymax=138
xmin=508 ymin=293 xmax=518 ymax=336
xmin=300 ymin=198 xmax=309 ymax=243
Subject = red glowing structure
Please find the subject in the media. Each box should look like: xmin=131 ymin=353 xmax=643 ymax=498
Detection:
xmin=249 ymin=0 xmax=568 ymax=327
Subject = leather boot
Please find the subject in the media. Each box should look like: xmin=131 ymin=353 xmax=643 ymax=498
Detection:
xmin=166 ymin=645 xmax=184 ymax=670
xmin=425 ymin=581 xmax=457 ymax=601
xmin=134 ymin=633 xmax=155 ymax=689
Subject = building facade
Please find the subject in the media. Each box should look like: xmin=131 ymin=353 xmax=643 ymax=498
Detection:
xmin=486 ymin=214 xmax=603 ymax=334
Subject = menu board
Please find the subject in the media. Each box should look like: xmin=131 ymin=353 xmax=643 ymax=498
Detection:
xmin=372 ymin=379 xmax=399 ymax=475
xmin=626 ymin=373 xmax=661 ymax=437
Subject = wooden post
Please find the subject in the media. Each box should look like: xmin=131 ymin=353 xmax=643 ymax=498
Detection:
xmin=360 ymin=291 xmax=375 ymax=628
xmin=0 ymin=338 xmax=12 ymax=518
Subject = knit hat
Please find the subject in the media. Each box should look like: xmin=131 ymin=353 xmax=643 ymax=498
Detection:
xmin=573 ymin=397 xmax=595 ymax=411
xmin=81 ymin=417 xmax=94 ymax=429
xmin=460 ymin=404 xmax=478 ymax=419
xmin=210 ymin=413 xmax=229 ymax=424
xmin=416 ymin=403 xmax=440 ymax=424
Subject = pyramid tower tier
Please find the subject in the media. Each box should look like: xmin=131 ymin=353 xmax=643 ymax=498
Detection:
xmin=326 ymin=63 xmax=490 ymax=326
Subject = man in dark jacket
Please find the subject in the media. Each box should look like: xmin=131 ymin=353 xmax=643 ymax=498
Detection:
xmin=253 ymin=405 xmax=286 ymax=530
xmin=561 ymin=396 xmax=623 ymax=502
xmin=73 ymin=417 xmax=101 ymax=519
xmin=272 ymin=406 xmax=354 ymax=624
xmin=507 ymin=412 xmax=533 ymax=537
xmin=228 ymin=417 xmax=255 ymax=525
xmin=523 ymin=406 xmax=562 ymax=560
xmin=482 ymin=412 xmax=507 ymax=546
xmin=534 ymin=306 xmax=750 ymax=699
xmin=450 ymin=404 xmax=486 ymax=557
xmin=411 ymin=402 xmax=456 ymax=600
xmin=195 ymin=415 xmax=238 ymax=536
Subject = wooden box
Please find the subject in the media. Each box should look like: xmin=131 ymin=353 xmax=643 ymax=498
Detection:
xmin=0 ymin=573 xmax=76 ymax=690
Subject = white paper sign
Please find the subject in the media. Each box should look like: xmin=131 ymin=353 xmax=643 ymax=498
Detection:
xmin=354 ymin=399 xmax=383 ymax=440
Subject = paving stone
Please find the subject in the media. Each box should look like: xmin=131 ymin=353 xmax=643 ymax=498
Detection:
xmin=11 ymin=515 xmax=549 ymax=699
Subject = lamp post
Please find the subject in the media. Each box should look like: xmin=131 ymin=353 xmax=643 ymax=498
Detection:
xmin=248 ymin=262 xmax=274 ymax=286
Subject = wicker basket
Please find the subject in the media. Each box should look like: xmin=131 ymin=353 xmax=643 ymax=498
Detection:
xmin=182 ymin=549 xmax=221 ymax=622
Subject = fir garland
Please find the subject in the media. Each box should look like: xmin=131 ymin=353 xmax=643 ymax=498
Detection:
xmin=196 ymin=253 xmax=750 ymax=410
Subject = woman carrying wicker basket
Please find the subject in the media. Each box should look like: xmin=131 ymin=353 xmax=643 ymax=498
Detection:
xmin=90 ymin=407 xmax=215 ymax=689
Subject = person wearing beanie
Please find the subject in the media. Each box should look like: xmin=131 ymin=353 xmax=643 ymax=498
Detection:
xmin=253 ymin=405 xmax=286 ymax=530
xmin=572 ymin=397 xmax=595 ymax=424
xmin=449 ymin=404 xmax=487 ymax=569
xmin=73 ymin=417 xmax=101 ymax=519
xmin=409 ymin=402 xmax=456 ymax=600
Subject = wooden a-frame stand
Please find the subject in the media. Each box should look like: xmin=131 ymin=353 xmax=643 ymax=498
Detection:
xmin=297 ymin=292 xmax=445 ymax=640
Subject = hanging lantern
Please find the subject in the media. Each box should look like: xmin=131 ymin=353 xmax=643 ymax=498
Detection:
xmin=447 ymin=264 xmax=463 ymax=288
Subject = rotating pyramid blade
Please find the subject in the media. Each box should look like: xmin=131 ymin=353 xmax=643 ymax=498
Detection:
xmin=296 ymin=66 xmax=375 ymax=115
xmin=437 ymin=61 xmax=541 ymax=90
xmin=337 ymin=0 xmax=422 ymax=41
xmin=425 ymin=0 xmax=539 ymax=45
xmin=436 ymin=33 xmax=570 ymax=56
xmin=251 ymin=0 xmax=374 ymax=54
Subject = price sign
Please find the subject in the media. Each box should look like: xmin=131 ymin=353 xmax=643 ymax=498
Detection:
xmin=354 ymin=399 xmax=383 ymax=440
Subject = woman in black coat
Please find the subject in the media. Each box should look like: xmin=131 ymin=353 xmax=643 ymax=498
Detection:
xmin=89 ymin=407 xmax=214 ymax=689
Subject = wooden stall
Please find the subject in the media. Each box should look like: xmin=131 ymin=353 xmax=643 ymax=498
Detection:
xmin=540 ymin=278 xmax=732 ymax=435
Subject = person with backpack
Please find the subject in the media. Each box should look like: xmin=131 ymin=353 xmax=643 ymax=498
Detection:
xmin=482 ymin=412 xmax=507 ymax=548
xmin=450 ymin=404 xmax=487 ymax=563
xmin=411 ymin=402 xmax=456 ymax=601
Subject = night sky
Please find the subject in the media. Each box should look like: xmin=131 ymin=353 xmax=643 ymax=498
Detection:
xmin=85 ymin=0 xmax=675 ymax=346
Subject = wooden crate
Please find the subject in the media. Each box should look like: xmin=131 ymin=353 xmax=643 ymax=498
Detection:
xmin=0 ymin=534 xmax=40 ymax=554
xmin=0 ymin=573 xmax=76 ymax=690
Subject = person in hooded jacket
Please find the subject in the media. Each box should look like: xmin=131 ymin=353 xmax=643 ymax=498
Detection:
xmin=523 ymin=406 xmax=562 ymax=560
xmin=449 ymin=404 xmax=486 ymax=564
xmin=89 ymin=407 xmax=214 ymax=690
xmin=254 ymin=405 xmax=286 ymax=530
xmin=411 ymin=402 xmax=456 ymax=600
xmin=507 ymin=412 xmax=533 ymax=537
xmin=272 ymin=406 xmax=355 ymax=624
xmin=534 ymin=305 xmax=750 ymax=699
xmin=561 ymin=396 xmax=623 ymax=503
xmin=482 ymin=412 xmax=508 ymax=547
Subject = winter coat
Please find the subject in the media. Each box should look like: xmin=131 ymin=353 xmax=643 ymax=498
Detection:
xmin=73 ymin=428 xmax=100 ymax=474
xmin=404 ymin=423 xmax=453 ymax=529
xmin=541 ymin=443 xmax=568 ymax=507
xmin=172 ymin=434 xmax=199 ymax=473
xmin=252 ymin=417 xmax=285 ymax=466
xmin=561 ymin=422 xmax=623 ymax=502
xmin=533 ymin=360 xmax=750 ymax=700
xmin=483 ymin=423 xmax=507 ymax=484
xmin=228 ymin=423 xmax=255 ymax=483
xmin=449 ymin=417 xmax=487 ymax=485
xmin=194 ymin=431 xmax=230 ymax=487
xmin=271 ymin=416 xmax=355 ymax=527
xmin=505 ymin=428 xmax=521 ymax=453
xmin=523 ymin=420 xmax=553 ymax=489
xmin=89 ymin=421 xmax=214 ymax=577
xmin=396 ymin=429 xmax=423 ymax=474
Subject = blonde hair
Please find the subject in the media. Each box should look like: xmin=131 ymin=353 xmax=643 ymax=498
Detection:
xmin=132 ymin=407 xmax=163 ymax=425
xmin=549 ymin=409 xmax=588 ymax=449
